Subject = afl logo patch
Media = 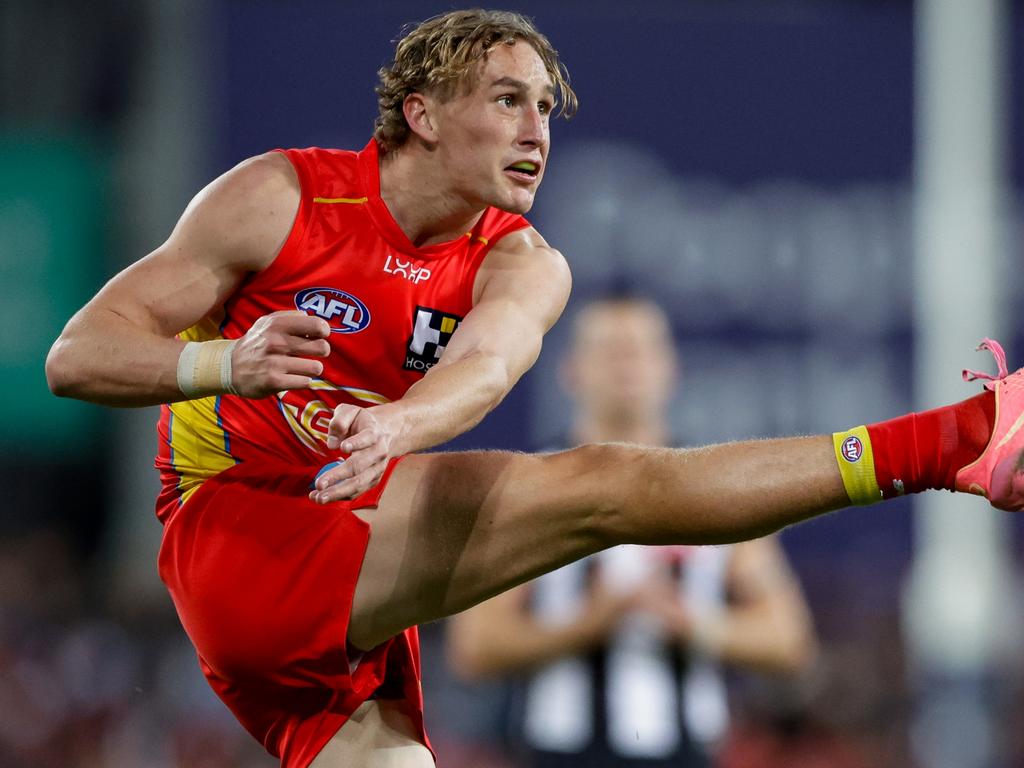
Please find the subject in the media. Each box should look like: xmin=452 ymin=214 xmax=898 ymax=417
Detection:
xmin=841 ymin=436 xmax=863 ymax=463
xmin=295 ymin=287 xmax=370 ymax=334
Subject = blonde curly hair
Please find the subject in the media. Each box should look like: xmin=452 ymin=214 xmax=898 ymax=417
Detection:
xmin=375 ymin=9 xmax=577 ymax=152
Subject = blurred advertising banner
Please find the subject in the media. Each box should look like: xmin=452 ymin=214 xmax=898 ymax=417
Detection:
xmin=0 ymin=136 xmax=107 ymax=456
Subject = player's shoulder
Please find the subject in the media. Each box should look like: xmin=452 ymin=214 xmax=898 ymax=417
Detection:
xmin=278 ymin=145 xmax=359 ymax=164
xmin=177 ymin=152 xmax=301 ymax=271
xmin=220 ymin=151 xmax=299 ymax=198
xmin=485 ymin=226 xmax=569 ymax=277
xmin=200 ymin=151 xmax=300 ymax=211
xmin=475 ymin=226 xmax=571 ymax=311
xmin=275 ymin=145 xmax=363 ymax=191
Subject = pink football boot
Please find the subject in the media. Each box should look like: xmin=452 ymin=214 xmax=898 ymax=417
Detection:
xmin=955 ymin=338 xmax=1024 ymax=511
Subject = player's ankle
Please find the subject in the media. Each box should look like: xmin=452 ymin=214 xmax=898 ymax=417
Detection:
xmin=833 ymin=391 xmax=996 ymax=504
xmin=832 ymin=426 xmax=882 ymax=505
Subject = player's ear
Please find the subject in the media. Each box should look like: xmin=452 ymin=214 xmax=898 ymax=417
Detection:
xmin=403 ymin=93 xmax=439 ymax=145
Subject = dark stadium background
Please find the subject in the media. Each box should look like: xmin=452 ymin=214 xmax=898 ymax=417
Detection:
xmin=3 ymin=1 xmax=1023 ymax=766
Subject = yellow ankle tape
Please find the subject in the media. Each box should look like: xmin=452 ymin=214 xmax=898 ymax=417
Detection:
xmin=832 ymin=426 xmax=882 ymax=506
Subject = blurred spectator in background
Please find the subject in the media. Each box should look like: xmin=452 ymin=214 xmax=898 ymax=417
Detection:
xmin=0 ymin=525 xmax=275 ymax=767
xmin=448 ymin=296 xmax=817 ymax=767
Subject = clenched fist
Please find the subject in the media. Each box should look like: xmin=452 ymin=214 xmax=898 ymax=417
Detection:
xmin=231 ymin=310 xmax=331 ymax=398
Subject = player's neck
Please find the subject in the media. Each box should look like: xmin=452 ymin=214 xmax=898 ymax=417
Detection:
xmin=379 ymin=148 xmax=484 ymax=248
xmin=572 ymin=417 xmax=671 ymax=447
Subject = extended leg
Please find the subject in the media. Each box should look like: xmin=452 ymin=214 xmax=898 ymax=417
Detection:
xmin=349 ymin=338 xmax=1023 ymax=649
xmin=348 ymin=435 xmax=847 ymax=650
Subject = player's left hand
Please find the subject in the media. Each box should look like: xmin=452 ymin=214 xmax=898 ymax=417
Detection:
xmin=309 ymin=404 xmax=400 ymax=503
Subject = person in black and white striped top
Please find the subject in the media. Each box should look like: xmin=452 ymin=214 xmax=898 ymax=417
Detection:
xmin=449 ymin=297 xmax=818 ymax=768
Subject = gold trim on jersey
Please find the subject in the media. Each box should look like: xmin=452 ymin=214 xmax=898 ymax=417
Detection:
xmin=277 ymin=379 xmax=392 ymax=452
xmin=169 ymin=396 xmax=237 ymax=504
xmin=307 ymin=378 xmax=392 ymax=404
xmin=314 ymin=196 xmax=368 ymax=204
xmin=278 ymin=398 xmax=326 ymax=454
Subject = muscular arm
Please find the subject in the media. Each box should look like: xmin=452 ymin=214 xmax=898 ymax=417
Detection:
xmin=46 ymin=153 xmax=329 ymax=406
xmin=314 ymin=228 xmax=571 ymax=500
xmin=386 ymin=229 xmax=571 ymax=452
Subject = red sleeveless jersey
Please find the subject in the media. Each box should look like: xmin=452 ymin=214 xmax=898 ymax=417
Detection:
xmin=155 ymin=139 xmax=530 ymax=521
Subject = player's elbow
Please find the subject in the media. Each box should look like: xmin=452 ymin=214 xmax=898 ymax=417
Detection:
xmin=45 ymin=327 xmax=103 ymax=401
xmin=45 ymin=337 xmax=80 ymax=398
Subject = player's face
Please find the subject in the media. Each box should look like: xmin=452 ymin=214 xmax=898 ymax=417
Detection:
xmin=432 ymin=41 xmax=554 ymax=214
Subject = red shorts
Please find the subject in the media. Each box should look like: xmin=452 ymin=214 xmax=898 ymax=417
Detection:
xmin=157 ymin=457 xmax=428 ymax=767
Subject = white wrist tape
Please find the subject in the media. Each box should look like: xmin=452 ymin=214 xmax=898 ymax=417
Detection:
xmin=176 ymin=339 xmax=240 ymax=398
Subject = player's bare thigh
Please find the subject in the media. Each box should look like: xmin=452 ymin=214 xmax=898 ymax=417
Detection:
xmin=349 ymin=447 xmax=612 ymax=650
xmin=309 ymin=700 xmax=433 ymax=768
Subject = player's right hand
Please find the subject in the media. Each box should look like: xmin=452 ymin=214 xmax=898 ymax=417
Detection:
xmin=230 ymin=310 xmax=331 ymax=397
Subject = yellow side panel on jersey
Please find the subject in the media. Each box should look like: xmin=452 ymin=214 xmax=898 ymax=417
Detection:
xmin=169 ymin=318 xmax=236 ymax=502
xmin=179 ymin=316 xmax=224 ymax=343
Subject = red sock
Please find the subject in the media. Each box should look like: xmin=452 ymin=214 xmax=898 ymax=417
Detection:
xmin=865 ymin=391 xmax=995 ymax=498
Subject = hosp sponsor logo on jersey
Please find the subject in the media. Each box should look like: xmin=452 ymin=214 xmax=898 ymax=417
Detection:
xmin=383 ymin=254 xmax=432 ymax=284
xmin=295 ymin=287 xmax=371 ymax=333
xmin=404 ymin=306 xmax=462 ymax=372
